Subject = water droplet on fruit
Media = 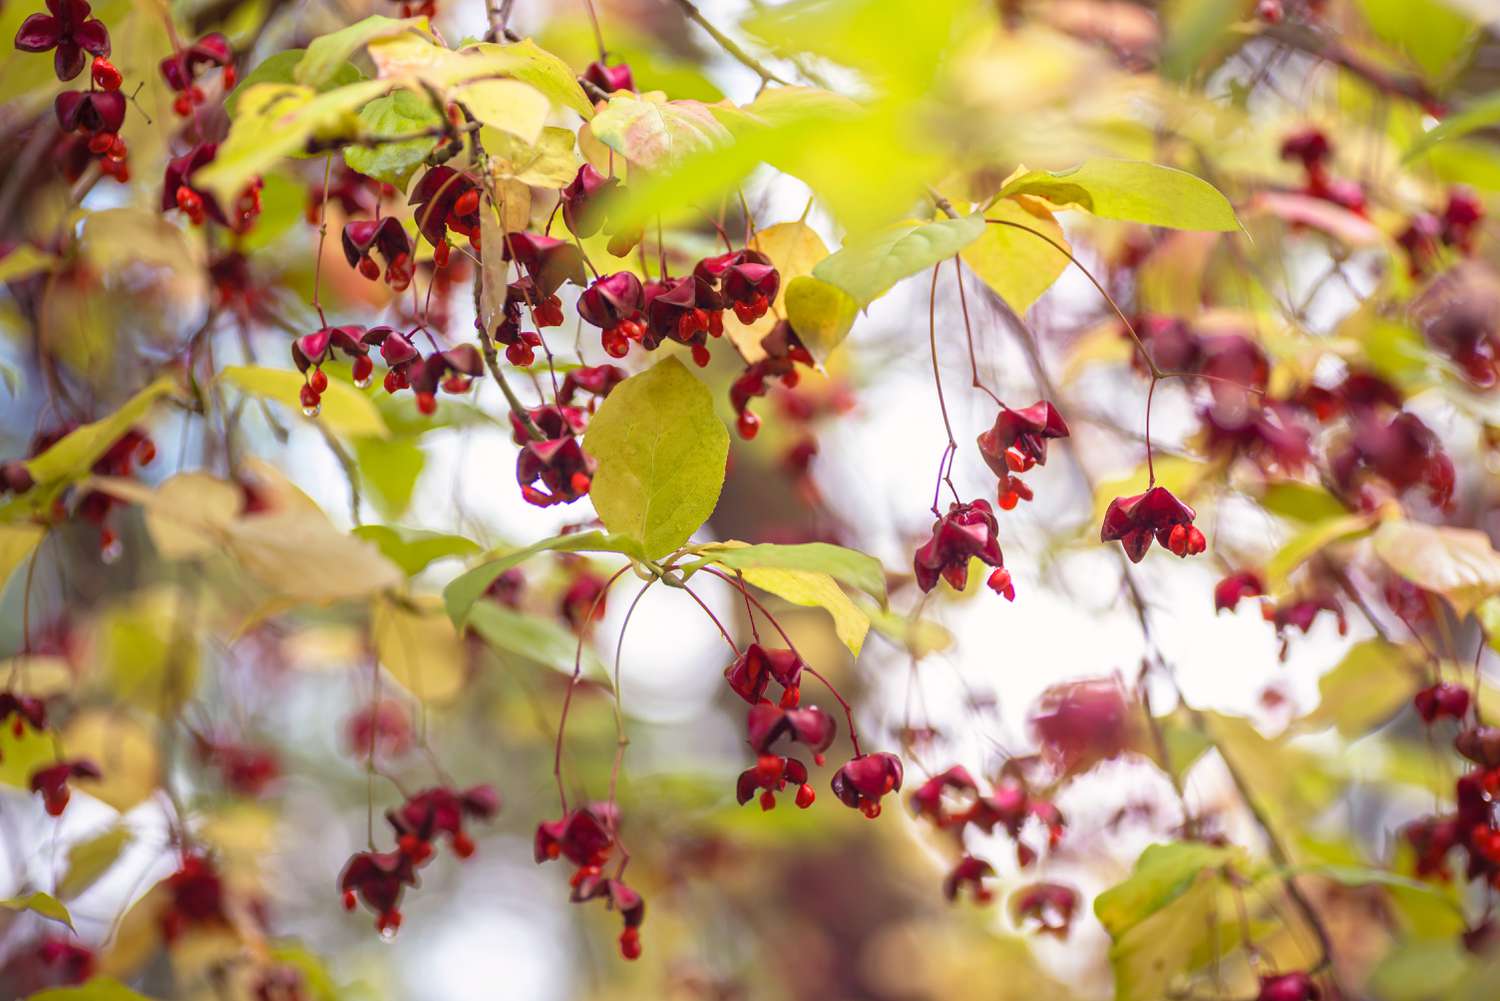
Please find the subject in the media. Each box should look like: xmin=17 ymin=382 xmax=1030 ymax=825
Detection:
xmin=354 ymin=375 xmax=372 ymax=389
xmin=302 ymin=403 xmax=321 ymax=418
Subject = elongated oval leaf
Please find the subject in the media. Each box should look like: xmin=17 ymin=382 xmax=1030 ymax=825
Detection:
xmin=691 ymin=541 xmax=886 ymax=603
xmin=1 ymin=891 xmax=74 ymax=930
xmin=583 ymin=357 xmax=729 ymax=559
xmin=295 ymin=15 xmax=429 ymax=87
xmin=220 ymin=365 xmax=388 ymax=439
xmin=372 ymin=595 xmax=465 ymax=703
xmin=25 ymin=377 xmax=178 ymax=484
xmin=997 ymin=159 xmax=1239 ymax=232
xmin=443 ymin=530 xmax=644 ymax=626
xmin=812 ymin=214 xmax=986 ymax=309
xmin=589 ymin=93 xmax=733 ymax=171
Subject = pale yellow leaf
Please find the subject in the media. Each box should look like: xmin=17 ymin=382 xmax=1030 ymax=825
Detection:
xmin=371 ymin=594 xmax=467 ymax=703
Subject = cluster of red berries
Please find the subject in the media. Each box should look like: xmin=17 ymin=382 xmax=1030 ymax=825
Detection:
xmin=163 ymin=143 xmax=264 ymax=232
xmin=289 ymin=324 xmax=481 ymax=418
xmin=340 ymin=784 xmax=499 ymax=933
xmin=342 ymin=217 xmax=415 ymax=292
xmin=14 ymin=1 xmax=132 ymax=182
xmin=160 ymin=32 xmax=233 ymax=117
xmin=1280 ymin=126 xmax=1366 ymax=215
xmin=1216 ymin=571 xmax=1349 ymax=659
xmin=729 ymin=321 xmax=815 ymax=439
xmin=194 ymin=734 xmax=281 ymax=797
xmin=533 ymin=802 xmax=646 ymax=960
xmin=911 ymin=763 xmax=1068 ymax=905
xmin=1397 ymin=188 xmax=1484 ymax=279
xmin=159 ymin=852 xmax=234 ymax=942
xmin=913 ymin=400 xmax=1069 ymax=600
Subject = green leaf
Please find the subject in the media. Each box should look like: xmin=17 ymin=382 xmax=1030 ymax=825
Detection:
xmin=25 ymin=377 xmax=178 ymax=484
xmin=583 ymin=357 xmax=729 ymax=560
xmin=1407 ymin=91 xmax=1500 ymax=162
xmin=812 ymin=214 xmax=986 ymax=309
xmin=1096 ymin=842 xmax=1243 ymax=1001
xmin=784 ymin=276 xmax=859 ymax=362
xmin=443 ymin=530 xmax=644 ymax=625
xmin=30 ymin=977 xmax=158 ymax=1001
xmin=194 ymin=79 xmax=393 ymax=204
xmin=226 ymin=49 xmax=363 ymax=116
xmin=1305 ymin=639 xmax=1420 ymax=737
xmin=1374 ymin=518 xmax=1500 ymax=616
xmin=352 ymin=525 xmax=479 ymax=576
xmin=1356 ymin=0 xmax=1477 ymax=83
xmin=1369 ymin=938 xmax=1472 ymax=1001
xmin=466 ymin=599 xmax=589 ymax=673
xmin=296 ymin=15 xmax=429 ymax=87
xmin=998 ymin=159 xmax=1240 ymax=232
xmin=354 ymin=435 xmax=424 ymax=519
xmin=220 ymin=366 xmax=389 ymax=439
xmin=740 ymin=565 xmax=870 ymax=655
xmin=1095 ymin=841 xmax=1240 ymax=938
xmin=1264 ymin=511 xmax=1376 ymax=592
xmin=689 ymin=541 xmax=886 ymax=603
xmin=589 ymin=93 xmax=733 ymax=171
xmin=1 ymin=892 xmax=74 ymax=929
xmin=1259 ymin=481 xmax=1349 ymax=524
xmin=961 ymin=196 xmax=1069 ymax=315
xmin=343 ymin=90 xmax=442 ymax=189
xmin=58 ymin=825 xmax=133 ymax=899
xmin=862 ymin=602 xmax=952 ymax=657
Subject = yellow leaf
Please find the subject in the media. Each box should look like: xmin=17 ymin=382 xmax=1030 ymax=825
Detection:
xmin=25 ymin=377 xmax=178 ymax=484
xmin=372 ymin=594 xmax=467 ymax=703
xmin=92 ymin=588 xmax=199 ymax=716
xmin=225 ymin=510 xmax=405 ymax=603
xmin=452 ymin=78 xmax=549 ymax=144
xmin=62 ymin=710 xmax=161 ymax=812
xmin=740 ymin=566 xmax=869 ymax=656
xmin=220 ymin=365 xmax=389 ymax=439
xmin=0 ymin=522 xmax=44 ymax=591
xmin=961 ymin=195 xmax=1069 ymax=315
xmin=726 ymin=220 xmax=831 ymax=362
xmin=1374 ymin=519 xmax=1500 ymax=617
xmin=90 ymin=472 xmax=243 ymax=560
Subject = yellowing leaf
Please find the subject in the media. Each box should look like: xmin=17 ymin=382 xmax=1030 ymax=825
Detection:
xmin=93 ymin=588 xmax=199 ymax=716
xmin=812 ymin=214 xmax=986 ymax=309
xmin=998 ymin=159 xmax=1239 ymax=232
xmin=456 ymin=39 xmax=594 ymax=118
xmin=31 ymin=977 xmax=158 ymax=1001
xmin=739 ymin=565 xmax=869 ymax=656
xmin=0 ymin=245 xmax=58 ymax=282
xmin=225 ymin=510 xmax=405 ymax=603
xmin=1 ymin=891 xmax=74 ymax=930
xmin=220 ymin=365 xmax=389 ymax=439
xmin=487 ymin=126 xmax=581 ymax=187
xmin=1306 ymin=639 xmax=1421 ymax=738
xmin=691 ymin=540 xmax=886 ymax=603
xmin=0 ymin=522 xmax=44 ymax=592
xmin=62 ymin=711 xmax=161 ymax=812
xmin=589 ymin=93 xmax=732 ymax=171
xmin=296 ymin=15 xmax=430 ymax=87
xmin=1374 ymin=519 xmax=1500 ymax=617
xmin=372 ymin=594 xmax=466 ymax=703
xmin=90 ymin=472 xmax=243 ymax=560
xmin=59 ymin=825 xmax=134 ymax=899
xmin=1265 ymin=511 xmax=1377 ymax=592
xmin=193 ymin=80 xmax=392 ymax=205
xmin=443 ymin=530 xmax=643 ymax=625
xmin=25 ymin=377 xmax=178 ymax=484
xmin=726 ymin=221 xmax=830 ymax=362
xmin=451 ymin=78 xmax=549 ymax=144
xmin=784 ymin=276 xmax=858 ymax=363
xmin=961 ymin=196 xmax=1069 ymax=314
xmin=583 ymin=357 xmax=728 ymax=559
